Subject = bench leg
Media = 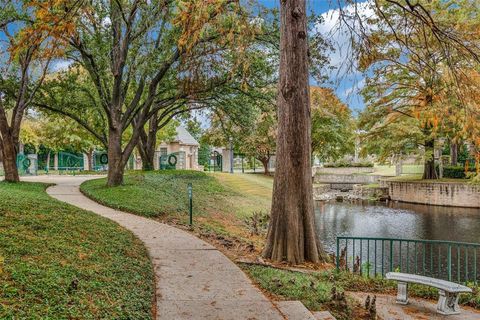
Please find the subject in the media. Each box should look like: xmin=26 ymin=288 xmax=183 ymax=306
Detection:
xmin=437 ymin=290 xmax=460 ymax=315
xmin=395 ymin=281 xmax=409 ymax=305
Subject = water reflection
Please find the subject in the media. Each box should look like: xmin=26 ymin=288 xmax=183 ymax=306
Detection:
xmin=315 ymin=200 xmax=480 ymax=252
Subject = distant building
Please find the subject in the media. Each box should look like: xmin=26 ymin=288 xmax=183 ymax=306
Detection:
xmin=139 ymin=126 xmax=199 ymax=170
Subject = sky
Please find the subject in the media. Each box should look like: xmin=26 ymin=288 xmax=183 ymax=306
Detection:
xmin=259 ymin=0 xmax=368 ymax=113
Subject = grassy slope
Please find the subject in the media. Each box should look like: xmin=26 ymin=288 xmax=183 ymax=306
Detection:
xmin=81 ymin=171 xmax=272 ymax=242
xmin=81 ymin=170 xmax=233 ymax=218
xmin=0 ymin=182 xmax=154 ymax=319
xmin=213 ymin=172 xmax=272 ymax=216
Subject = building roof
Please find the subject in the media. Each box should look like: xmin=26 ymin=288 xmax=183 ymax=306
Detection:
xmin=175 ymin=126 xmax=199 ymax=146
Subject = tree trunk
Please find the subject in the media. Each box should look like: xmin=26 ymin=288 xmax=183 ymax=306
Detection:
xmin=423 ymin=138 xmax=438 ymax=180
xmin=450 ymin=142 xmax=458 ymax=166
xmin=140 ymin=149 xmax=155 ymax=171
xmin=137 ymin=136 xmax=156 ymax=171
xmin=137 ymin=116 xmax=158 ymax=171
xmin=106 ymin=128 xmax=125 ymax=186
xmin=1 ymin=133 xmax=19 ymax=182
xmin=262 ymin=0 xmax=322 ymax=264
xmin=86 ymin=149 xmax=93 ymax=171
xmin=46 ymin=150 xmax=51 ymax=172
xmin=259 ymin=156 xmax=270 ymax=175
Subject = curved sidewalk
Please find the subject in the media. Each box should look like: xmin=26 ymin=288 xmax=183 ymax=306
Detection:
xmin=26 ymin=176 xmax=284 ymax=320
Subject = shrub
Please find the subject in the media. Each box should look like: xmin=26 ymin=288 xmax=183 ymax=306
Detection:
xmin=352 ymin=161 xmax=374 ymax=167
xmin=203 ymin=162 xmax=209 ymax=171
xmin=324 ymin=161 xmax=374 ymax=168
xmin=466 ymin=172 xmax=480 ymax=184
xmin=323 ymin=161 xmax=347 ymax=168
xmin=244 ymin=210 xmax=270 ymax=235
xmin=442 ymin=165 xmax=475 ymax=179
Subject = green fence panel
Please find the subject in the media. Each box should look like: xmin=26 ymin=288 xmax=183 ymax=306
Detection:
xmin=57 ymin=152 xmax=84 ymax=171
xmin=206 ymin=151 xmax=222 ymax=172
xmin=336 ymin=236 xmax=480 ymax=285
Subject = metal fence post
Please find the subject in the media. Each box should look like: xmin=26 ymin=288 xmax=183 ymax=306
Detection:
xmin=390 ymin=240 xmax=394 ymax=272
xmin=336 ymin=237 xmax=340 ymax=271
xmin=448 ymin=244 xmax=452 ymax=281
xmin=188 ymin=183 xmax=193 ymax=226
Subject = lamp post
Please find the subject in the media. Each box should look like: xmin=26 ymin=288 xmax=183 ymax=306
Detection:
xmin=229 ymin=137 xmax=234 ymax=174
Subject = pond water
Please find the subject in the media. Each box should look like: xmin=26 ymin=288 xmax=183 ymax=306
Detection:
xmin=315 ymin=200 xmax=480 ymax=253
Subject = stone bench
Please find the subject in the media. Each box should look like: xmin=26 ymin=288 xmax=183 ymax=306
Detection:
xmin=386 ymin=272 xmax=472 ymax=315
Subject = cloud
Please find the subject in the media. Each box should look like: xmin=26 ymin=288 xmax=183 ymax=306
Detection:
xmin=317 ymin=0 xmax=375 ymax=71
xmin=343 ymin=78 xmax=366 ymax=97
xmin=343 ymin=86 xmax=356 ymax=97
xmin=315 ymin=1 xmax=376 ymax=109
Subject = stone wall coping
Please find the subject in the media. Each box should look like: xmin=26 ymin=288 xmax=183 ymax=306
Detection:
xmin=384 ymin=178 xmax=478 ymax=186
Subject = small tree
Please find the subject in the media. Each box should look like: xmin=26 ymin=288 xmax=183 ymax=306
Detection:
xmin=311 ymin=87 xmax=355 ymax=162
xmin=241 ymin=109 xmax=276 ymax=174
xmin=19 ymin=112 xmax=103 ymax=170
xmin=203 ymin=101 xmax=276 ymax=175
xmin=38 ymin=114 xmax=102 ymax=170
xmin=0 ymin=2 xmax=62 ymax=181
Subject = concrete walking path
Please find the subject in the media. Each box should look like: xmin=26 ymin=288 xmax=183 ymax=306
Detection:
xmin=24 ymin=176 xmax=284 ymax=320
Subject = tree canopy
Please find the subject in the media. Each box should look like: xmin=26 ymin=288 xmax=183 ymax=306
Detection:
xmin=357 ymin=0 xmax=480 ymax=178
xmin=311 ymin=87 xmax=355 ymax=162
xmin=29 ymin=0 xmax=262 ymax=185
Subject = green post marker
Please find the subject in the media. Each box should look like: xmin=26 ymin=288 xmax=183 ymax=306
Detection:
xmin=188 ymin=183 xmax=193 ymax=226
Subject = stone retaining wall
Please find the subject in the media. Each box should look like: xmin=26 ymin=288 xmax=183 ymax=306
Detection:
xmin=352 ymin=184 xmax=389 ymax=200
xmin=314 ymin=173 xmax=385 ymax=185
xmin=386 ymin=180 xmax=480 ymax=208
xmin=313 ymin=166 xmax=374 ymax=175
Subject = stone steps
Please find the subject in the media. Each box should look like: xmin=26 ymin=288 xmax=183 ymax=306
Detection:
xmin=276 ymin=301 xmax=336 ymax=320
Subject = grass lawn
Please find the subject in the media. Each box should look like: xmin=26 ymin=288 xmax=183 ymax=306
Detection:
xmin=213 ymin=172 xmax=272 ymax=216
xmin=373 ymin=164 xmax=424 ymax=176
xmin=0 ymin=182 xmax=154 ymax=319
xmin=243 ymin=265 xmax=333 ymax=308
